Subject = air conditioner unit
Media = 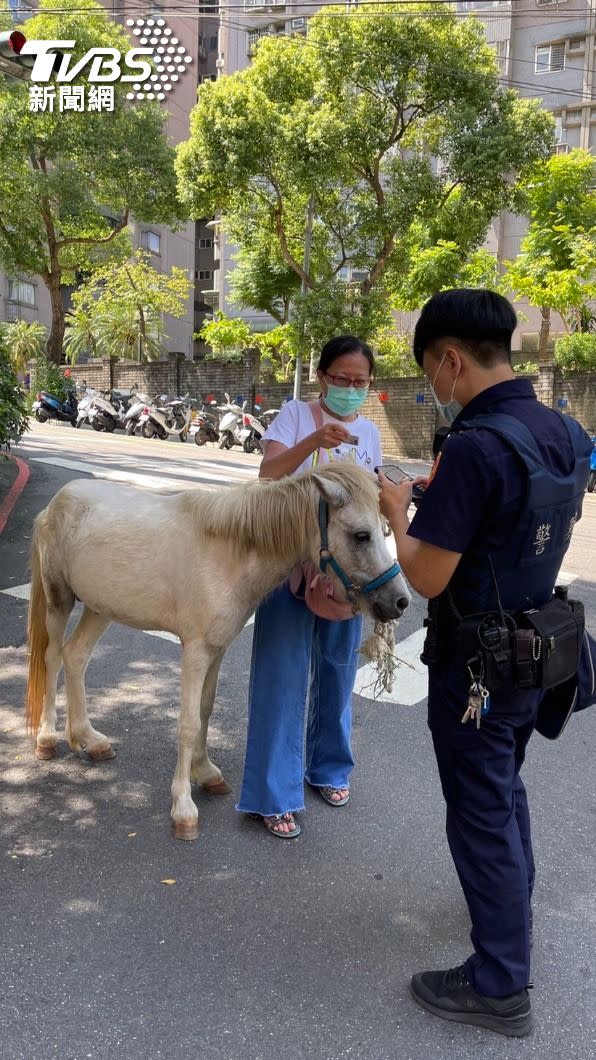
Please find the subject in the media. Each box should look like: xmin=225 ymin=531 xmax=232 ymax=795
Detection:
xmin=554 ymin=142 xmax=570 ymax=154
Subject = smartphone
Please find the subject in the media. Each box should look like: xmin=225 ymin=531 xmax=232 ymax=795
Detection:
xmin=345 ymin=434 xmax=359 ymax=446
xmin=376 ymin=463 xmax=414 ymax=485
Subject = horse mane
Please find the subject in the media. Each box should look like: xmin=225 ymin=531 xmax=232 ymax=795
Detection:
xmin=184 ymin=463 xmax=380 ymax=561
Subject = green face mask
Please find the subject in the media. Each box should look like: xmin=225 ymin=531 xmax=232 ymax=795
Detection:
xmin=324 ymin=384 xmax=368 ymax=417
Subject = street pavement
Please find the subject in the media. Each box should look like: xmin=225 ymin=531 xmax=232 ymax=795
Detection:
xmin=0 ymin=422 xmax=595 ymax=1060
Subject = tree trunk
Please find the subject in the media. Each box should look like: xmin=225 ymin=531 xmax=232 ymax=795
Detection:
xmin=538 ymin=306 xmax=551 ymax=363
xmin=45 ymin=277 xmax=66 ymax=365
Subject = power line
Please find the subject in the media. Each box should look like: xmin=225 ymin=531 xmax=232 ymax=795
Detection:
xmin=2 ymin=1 xmax=593 ymax=17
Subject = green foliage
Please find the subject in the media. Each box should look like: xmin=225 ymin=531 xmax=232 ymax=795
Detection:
xmin=372 ymin=328 xmax=420 ymax=378
xmin=197 ymin=313 xmax=252 ymax=363
xmin=505 ymin=150 xmax=596 ymax=349
xmin=4 ymin=321 xmax=47 ymax=374
xmin=178 ymin=3 xmax=552 ymax=342
xmin=513 ymin=361 xmax=539 ymax=375
xmin=0 ymin=326 xmax=29 ymax=449
xmin=65 ymin=252 xmax=191 ymax=362
xmin=252 ymin=324 xmax=298 ymax=382
xmin=0 ymin=0 xmax=186 ymax=361
xmin=32 ymin=354 xmax=69 ymax=401
xmin=555 ymin=333 xmax=596 ymax=374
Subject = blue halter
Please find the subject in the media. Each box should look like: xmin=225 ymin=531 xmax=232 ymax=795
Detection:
xmin=318 ymin=499 xmax=402 ymax=602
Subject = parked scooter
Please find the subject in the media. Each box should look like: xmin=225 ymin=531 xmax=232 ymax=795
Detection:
xmin=217 ymin=393 xmax=246 ymax=450
xmin=32 ymin=386 xmax=78 ymax=426
xmin=239 ymin=403 xmax=280 ymax=454
xmin=75 ymin=384 xmax=99 ymax=428
xmin=587 ymin=435 xmax=596 ymax=493
xmin=88 ymin=389 xmax=134 ymax=433
xmin=122 ymin=391 xmax=154 ymax=436
xmin=140 ymin=394 xmax=192 ymax=441
xmin=192 ymin=400 xmax=220 ymax=446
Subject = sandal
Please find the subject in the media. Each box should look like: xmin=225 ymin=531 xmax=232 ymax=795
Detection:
xmin=314 ymin=785 xmax=350 ymax=808
xmin=249 ymin=812 xmax=301 ymax=839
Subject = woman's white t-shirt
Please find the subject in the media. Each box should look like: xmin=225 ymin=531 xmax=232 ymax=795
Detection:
xmin=261 ymin=398 xmax=383 ymax=475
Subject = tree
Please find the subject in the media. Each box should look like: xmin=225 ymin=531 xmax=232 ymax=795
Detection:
xmin=64 ymin=252 xmax=192 ymax=362
xmin=0 ymin=0 xmax=185 ymax=364
xmin=177 ymin=3 xmax=552 ymax=345
xmin=555 ymin=333 xmax=596 ymax=374
xmin=196 ymin=313 xmax=253 ymax=363
xmin=0 ymin=325 xmax=29 ymax=448
xmin=505 ymin=150 xmax=596 ymax=361
xmin=4 ymin=320 xmax=47 ymax=374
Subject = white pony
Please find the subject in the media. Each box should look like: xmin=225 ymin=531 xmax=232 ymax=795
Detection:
xmin=25 ymin=464 xmax=410 ymax=840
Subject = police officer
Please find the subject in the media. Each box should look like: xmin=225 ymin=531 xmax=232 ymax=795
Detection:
xmin=379 ymin=289 xmax=591 ymax=1038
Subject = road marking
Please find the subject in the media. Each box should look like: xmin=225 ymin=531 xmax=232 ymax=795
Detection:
xmin=29 ymin=456 xmax=254 ymax=492
xmin=355 ymin=626 xmax=428 ymax=706
xmin=0 ymin=583 xmax=255 ymax=632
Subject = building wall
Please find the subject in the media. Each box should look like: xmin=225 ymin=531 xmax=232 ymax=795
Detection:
xmin=52 ymin=359 xmax=596 ymax=458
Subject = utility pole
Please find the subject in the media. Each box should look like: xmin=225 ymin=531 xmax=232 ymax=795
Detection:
xmin=293 ymin=195 xmax=314 ymax=401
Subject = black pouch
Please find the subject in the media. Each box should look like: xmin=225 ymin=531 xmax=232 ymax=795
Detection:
xmin=515 ymin=598 xmax=584 ymax=690
xmin=455 ymin=612 xmax=516 ymax=691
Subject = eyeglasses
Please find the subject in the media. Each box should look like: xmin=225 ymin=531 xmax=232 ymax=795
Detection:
xmin=323 ymin=372 xmax=372 ymax=390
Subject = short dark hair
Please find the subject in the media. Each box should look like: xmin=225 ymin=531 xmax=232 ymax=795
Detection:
xmin=318 ymin=335 xmax=375 ymax=376
xmin=413 ymin=289 xmax=517 ymax=368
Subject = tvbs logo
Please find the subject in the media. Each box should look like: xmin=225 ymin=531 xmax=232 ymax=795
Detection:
xmin=20 ymin=41 xmax=154 ymax=83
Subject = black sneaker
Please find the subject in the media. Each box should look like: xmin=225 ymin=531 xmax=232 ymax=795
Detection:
xmin=411 ymin=964 xmax=533 ymax=1038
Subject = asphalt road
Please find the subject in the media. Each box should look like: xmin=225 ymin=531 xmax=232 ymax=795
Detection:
xmin=0 ymin=422 xmax=595 ymax=1060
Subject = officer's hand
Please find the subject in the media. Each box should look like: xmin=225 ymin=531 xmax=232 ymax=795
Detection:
xmin=313 ymin=423 xmax=353 ymax=450
xmin=378 ymin=470 xmax=412 ymax=521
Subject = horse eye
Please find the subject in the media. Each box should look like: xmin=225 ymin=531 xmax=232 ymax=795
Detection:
xmin=354 ymin=531 xmax=371 ymax=543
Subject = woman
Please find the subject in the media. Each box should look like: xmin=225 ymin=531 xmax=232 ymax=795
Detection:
xmin=236 ymin=335 xmax=382 ymax=838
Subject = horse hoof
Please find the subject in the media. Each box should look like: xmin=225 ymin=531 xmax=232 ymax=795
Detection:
xmin=89 ymin=745 xmax=116 ymax=762
xmin=173 ymin=818 xmax=199 ymax=841
xmin=202 ymin=777 xmax=232 ymax=796
xmin=35 ymin=743 xmax=57 ymax=761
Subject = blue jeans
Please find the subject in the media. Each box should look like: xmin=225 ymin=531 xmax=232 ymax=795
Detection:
xmin=236 ymin=582 xmax=363 ymax=816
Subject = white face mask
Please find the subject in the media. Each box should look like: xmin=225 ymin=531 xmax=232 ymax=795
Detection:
xmin=430 ymin=353 xmax=462 ymax=426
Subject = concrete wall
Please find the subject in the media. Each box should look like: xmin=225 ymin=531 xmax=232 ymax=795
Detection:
xmin=52 ymin=359 xmax=596 ymax=459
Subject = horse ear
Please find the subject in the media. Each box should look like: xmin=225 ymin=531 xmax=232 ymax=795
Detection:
xmin=312 ymin=474 xmax=350 ymax=509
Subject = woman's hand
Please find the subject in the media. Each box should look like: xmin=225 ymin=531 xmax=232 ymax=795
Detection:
xmin=313 ymin=423 xmax=353 ymax=450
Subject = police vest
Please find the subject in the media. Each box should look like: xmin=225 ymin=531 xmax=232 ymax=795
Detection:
xmin=444 ymin=411 xmax=591 ymax=615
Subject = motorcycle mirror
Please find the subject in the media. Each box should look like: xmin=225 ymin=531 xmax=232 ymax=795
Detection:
xmin=224 ymin=392 xmax=230 ymax=403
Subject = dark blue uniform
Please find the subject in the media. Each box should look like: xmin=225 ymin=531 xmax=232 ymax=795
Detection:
xmin=408 ymin=378 xmax=591 ymax=997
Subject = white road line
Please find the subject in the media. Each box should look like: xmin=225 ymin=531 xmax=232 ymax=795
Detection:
xmin=0 ymin=583 xmax=255 ymax=632
xmin=29 ymin=456 xmax=252 ymax=491
xmin=355 ymin=626 xmax=428 ymax=706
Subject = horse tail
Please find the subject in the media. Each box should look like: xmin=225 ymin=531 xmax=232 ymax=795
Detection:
xmin=25 ymin=522 xmax=48 ymax=735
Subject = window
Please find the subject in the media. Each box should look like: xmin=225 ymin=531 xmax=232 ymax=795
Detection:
xmin=199 ymin=270 xmax=213 ymax=281
xmin=535 ymin=43 xmax=565 ymax=73
xmin=536 ymin=0 xmax=567 ymax=7
xmin=7 ymin=278 xmax=35 ymax=306
xmin=141 ymin=230 xmax=161 ymax=254
xmin=199 ymin=237 xmax=213 ymax=249
xmin=495 ymin=39 xmax=510 ymax=78
xmin=209 ymin=36 xmax=218 ymax=50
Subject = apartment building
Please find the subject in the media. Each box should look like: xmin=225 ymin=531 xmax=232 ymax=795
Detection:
xmin=458 ymin=0 xmax=596 ymax=349
xmin=0 ymin=1 xmax=200 ymax=359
